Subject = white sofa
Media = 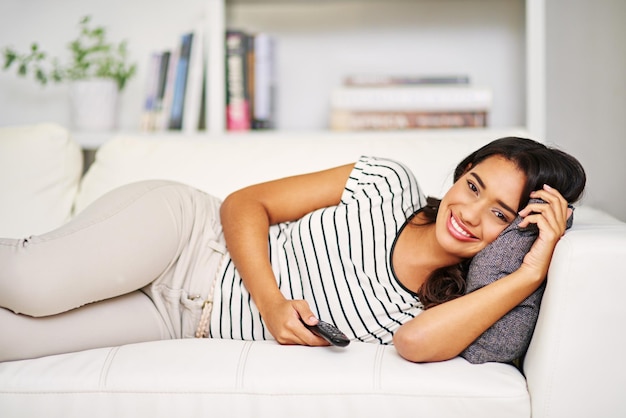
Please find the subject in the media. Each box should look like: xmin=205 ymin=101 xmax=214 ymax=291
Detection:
xmin=1 ymin=123 xmax=625 ymax=418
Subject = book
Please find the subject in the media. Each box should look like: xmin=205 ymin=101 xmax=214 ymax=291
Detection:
xmin=252 ymin=33 xmax=276 ymax=129
xmin=344 ymin=74 xmax=470 ymax=87
xmin=169 ymin=32 xmax=194 ymax=130
xmin=246 ymin=33 xmax=255 ymax=129
xmin=156 ymin=48 xmax=179 ymax=131
xmin=225 ymin=30 xmax=251 ymax=131
xmin=330 ymin=109 xmax=488 ymax=131
xmin=182 ymin=25 xmax=205 ymax=133
xmin=140 ymin=52 xmax=163 ymax=131
xmin=330 ymin=86 xmax=492 ymax=112
xmin=149 ymin=51 xmax=170 ymax=131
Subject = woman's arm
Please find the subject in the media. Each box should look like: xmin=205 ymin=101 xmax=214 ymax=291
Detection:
xmin=394 ymin=184 xmax=571 ymax=362
xmin=219 ymin=163 xmax=354 ymax=346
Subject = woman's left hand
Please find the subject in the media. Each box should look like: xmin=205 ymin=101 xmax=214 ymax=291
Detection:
xmin=517 ymin=184 xmax=572 ymax=280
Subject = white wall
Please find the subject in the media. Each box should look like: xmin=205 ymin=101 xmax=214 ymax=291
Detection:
xmin=1 ymin=0 xmax=624 ymax=221
xmin=546 ymin=0 xmax=626 ymax=221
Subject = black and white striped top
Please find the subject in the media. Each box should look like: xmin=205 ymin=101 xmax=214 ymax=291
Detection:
xmin=210 ymin=156 xmax=426 ymax=344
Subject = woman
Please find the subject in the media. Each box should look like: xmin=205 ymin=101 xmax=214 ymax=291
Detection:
xmin=0 ymin=137 xmax=586 ymax=363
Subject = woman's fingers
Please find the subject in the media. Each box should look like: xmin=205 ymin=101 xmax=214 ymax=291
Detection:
xmin=518 ymin=184 xmax=569 ymax=233
xmin=264 ymin=299 xmax=329 ymax=346
xmin=517 ymin=185 xmax=572 ymax=277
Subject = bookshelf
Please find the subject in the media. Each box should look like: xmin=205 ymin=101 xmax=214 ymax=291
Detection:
xmin=203 ymin=0 xmax=545 ymax=136
xmin=76 ymin=0 xmax=546 ymax=147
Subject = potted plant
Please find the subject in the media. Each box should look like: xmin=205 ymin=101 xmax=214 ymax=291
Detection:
xmin=2 ymin=15 xmax=137 ymax=131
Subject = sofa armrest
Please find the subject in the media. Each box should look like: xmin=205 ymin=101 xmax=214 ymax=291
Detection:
xmin=523 ymin=218 xmax=626 ymax=418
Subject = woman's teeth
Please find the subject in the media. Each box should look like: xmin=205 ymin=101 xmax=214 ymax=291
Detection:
xmin=451 ymin=215 xmax=472 ymax=238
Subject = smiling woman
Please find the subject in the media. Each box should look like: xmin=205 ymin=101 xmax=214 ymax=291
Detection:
xmin=393 ymin=137 xmax=586 ymax=362
xmin=400 ymin=138 xmax=586 ymax=313
xmin=0 ymin=136 xmax=586 ymax=364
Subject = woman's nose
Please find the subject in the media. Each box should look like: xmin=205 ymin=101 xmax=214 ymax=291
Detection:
xmin=460 ymin=204 xmax=481 ymax=227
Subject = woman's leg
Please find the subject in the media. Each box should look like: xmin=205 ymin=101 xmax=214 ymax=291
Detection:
xmin=0 ymin=291 xmax=170 ymax=362
xmin=0 ymin=180 xmax=225 ymax=360
xmin=0 ymin=180 xmax=188 ymax=317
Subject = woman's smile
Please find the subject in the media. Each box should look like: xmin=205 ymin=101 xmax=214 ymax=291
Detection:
xmin=447 ymin=212 xmax=478 ymax=241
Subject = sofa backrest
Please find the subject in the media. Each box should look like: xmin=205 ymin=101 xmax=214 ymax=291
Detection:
xmin=0 ymin=124 xmax=83 ymax=238
xmin=75 ymin=129 xmax=528 ymax=213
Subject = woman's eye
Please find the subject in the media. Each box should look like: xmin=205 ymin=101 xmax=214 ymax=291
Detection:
xmin=467 ymin=180 xmax=478 ymax=193
xmin=494 ymin=210 xmax=509 ymax=223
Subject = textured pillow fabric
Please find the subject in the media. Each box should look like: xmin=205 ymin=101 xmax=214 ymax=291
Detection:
xmin=460 ymin=199 xmax=573 ymax=364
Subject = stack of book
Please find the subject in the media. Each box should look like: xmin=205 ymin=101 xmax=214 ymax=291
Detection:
xmin=225 ymin=30 xmax=276 ymax=131
xmin=141 ymin=26 xmax=205 ymax=133
xmin=330 ymin=75 xmax=492 ymax=131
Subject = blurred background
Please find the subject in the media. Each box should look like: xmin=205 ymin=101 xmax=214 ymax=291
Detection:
xmin=0 ymin=0 xmax=624 ymax=220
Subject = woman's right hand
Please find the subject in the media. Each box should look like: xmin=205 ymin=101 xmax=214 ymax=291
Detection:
xmin=259 ymin=297 xmax=330 ymax=346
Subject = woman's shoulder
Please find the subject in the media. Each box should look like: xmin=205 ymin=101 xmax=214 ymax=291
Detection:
xmin=350 ymin=155 xmax=417 ymax=187
xmin=353 ymin=155 xmax=418 ymax=184
xmin=342 ymin=156 xmax=423 ymax=207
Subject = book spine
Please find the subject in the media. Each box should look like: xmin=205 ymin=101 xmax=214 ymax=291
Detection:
xmin=169 ymin=32 xmax=194 ymax=130
xmin=225 ymin=30 xmax=251 ymax=131
xmin=157 ymin=49 xmax=179 ymax=131
xmin=182 ymin=25 xmax=205 ymax=133
xmin=246 ymin=33 xmax=255 ymax=129
xmin=252 ymin=33 xmax=276 ymax=130
xmin=331 ymin=86 xmax=492 ymax=112
xmin=151 ymin=51 xmax=170 ymax=130
xmin=330 ymin=110 xmax=488 ymax=131
xmin=140 ymin=52 xmax=162 ymax=131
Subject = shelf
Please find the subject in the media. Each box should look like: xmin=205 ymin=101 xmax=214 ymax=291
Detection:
xmin=72 ymin=127 xmax=530 ymax=150
xmin=226 ymin=0 xmax=474 ymax=4
xmin=208 ymin=0 xmax=544 ymax=137
xmin=77 ymin=0 xmax=546 ymax=140
xmin=0 ymin=0 xmax=545 ymax=142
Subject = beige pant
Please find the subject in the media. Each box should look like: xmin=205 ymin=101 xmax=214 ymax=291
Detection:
xmin=0 ymin=180 xmax=226 ymax=361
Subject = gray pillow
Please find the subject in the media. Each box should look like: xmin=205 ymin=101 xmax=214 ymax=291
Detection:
xmin=460 ymin=199 xmax=573 ymax=364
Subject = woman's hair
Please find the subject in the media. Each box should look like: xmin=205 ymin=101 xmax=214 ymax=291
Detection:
xmin=416 ymin=136 xmax=586 ymax=309
xmin=453 ymin=136 xmax=586 ymax=208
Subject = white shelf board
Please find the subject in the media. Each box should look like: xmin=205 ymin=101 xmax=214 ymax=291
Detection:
xmin=72 ymin=127 xmax=531 ymax=149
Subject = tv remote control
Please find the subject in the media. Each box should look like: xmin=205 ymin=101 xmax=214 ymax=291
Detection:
xmin=303 ymin=320 xmax=350 ymax=347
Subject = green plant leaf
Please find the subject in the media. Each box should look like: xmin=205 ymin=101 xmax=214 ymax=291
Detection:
xmin=35 ymin=68 xmax=47 ymax=85
xmin=3 ymin=50 xmax=17 ymax=69
xmin=1 ymin=14 xmax=136 ymax=90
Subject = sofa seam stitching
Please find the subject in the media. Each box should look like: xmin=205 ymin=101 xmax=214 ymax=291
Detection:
xmin=98 ymin=346 xmax=121 ymax=390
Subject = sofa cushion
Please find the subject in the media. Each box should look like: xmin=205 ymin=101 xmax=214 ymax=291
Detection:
xmin=74 ymin=129 xmax=527 ymax=213
xmin=0 ymin=124 xmax=82 ymax=237
xmin=0 ymin=338 xmax=530 ymax=418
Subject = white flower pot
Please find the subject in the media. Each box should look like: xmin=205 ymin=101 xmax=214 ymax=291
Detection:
xmin=69 ymin=79 xmax=119 ymax=131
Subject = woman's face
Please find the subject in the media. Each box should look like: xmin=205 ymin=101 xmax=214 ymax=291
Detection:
xmin=435 ymin=155 xmax=526 ymax=259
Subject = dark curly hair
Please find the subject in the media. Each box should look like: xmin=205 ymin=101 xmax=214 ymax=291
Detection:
xmin=415 ymin=137 xmax=586 ymax=309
